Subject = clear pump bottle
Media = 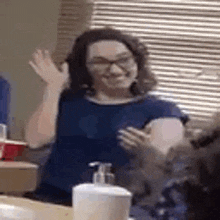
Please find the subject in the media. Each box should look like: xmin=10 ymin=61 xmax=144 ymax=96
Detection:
xmin=72 ymin=161 xmax=132 ymax=220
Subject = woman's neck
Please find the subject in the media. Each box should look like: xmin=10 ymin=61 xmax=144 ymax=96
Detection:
xmin=86 ymin=89 xmax=136 ymax=104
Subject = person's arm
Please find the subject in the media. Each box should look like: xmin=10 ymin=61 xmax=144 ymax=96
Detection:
xmin=118 ymin=118 xmax=184 ymax=156
xmin=25 ymin=49 xmax=69 ymax=149
xmin=146 ymin=118 xmax=184 ymax=155
xmin=25 ymin=85 xmax=62 ymax=148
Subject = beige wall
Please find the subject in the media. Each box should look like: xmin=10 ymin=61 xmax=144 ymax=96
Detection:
xmin=0 ymin=0 xmax=61 ymax=140
xmin=0 ymin=0 xmax=94 ymax=141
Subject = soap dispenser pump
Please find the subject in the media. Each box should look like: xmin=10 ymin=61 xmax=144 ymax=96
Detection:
xmin=72 ymin=161 xmax=132 ymax=220
xmin=89 ymin=161 xmax=114 ymax=185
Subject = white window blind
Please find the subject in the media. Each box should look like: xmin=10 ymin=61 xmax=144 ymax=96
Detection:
xmin=89 ymin=0 xmax=220 ymax=129
xmin=56 ymin=0 xmax=220 ymax=129
xmin=53 ymin=0 xmax=94 ymax=63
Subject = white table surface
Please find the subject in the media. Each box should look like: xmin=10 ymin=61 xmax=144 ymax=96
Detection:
xmin=0 ymin=196 xmax=135 ymax=219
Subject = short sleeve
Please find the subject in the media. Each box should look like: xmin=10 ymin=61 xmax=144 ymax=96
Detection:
xmin=26 ymin=90 xmax=71 ymax=168
xmin=159 ymin=100 xmax=189 ymax=126
xmin=169 ymin=103 xmax=189 ymax=125
xmin=26 ymin=91 xmax=69 ymax=168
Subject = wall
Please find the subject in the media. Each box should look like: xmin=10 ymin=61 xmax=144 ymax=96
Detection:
xmin=0 ymin=0 xmax=94 ymax=141
xmin=0 ymin=0 xmax=61 ymax=140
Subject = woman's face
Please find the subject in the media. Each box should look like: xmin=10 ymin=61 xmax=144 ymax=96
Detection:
xmin=86 ymin=40 xmax=138 ymax=92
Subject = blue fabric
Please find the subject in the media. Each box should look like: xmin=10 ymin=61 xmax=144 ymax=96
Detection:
xmin=40 ymin=90 xmax=188 ymax=194
xmin=32 ymin=90 xmax=190 ymax=218
xmin=0 ymin=77 xmax=10 ymax=125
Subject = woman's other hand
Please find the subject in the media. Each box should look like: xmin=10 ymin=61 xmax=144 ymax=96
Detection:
xmin=118 ymin=126 xmax=158 ymax=168
xmin=29 ymin=49 xmax=69 ymax=90
xmin=117 ymin=126 xmax=167 ymax=175
xmin=118 ymin=127 xmax=151 ymax=153
xmin=118 ymin=118 xmax=184 ymax=160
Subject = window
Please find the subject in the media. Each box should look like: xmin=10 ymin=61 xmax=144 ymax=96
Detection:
xmin=90 ymin=0 xmax=220 ymax=128
xmin=53 ymin=0 xmax=94 ymax=63
xmin=56 ymin=0 xmax=220 ymax=129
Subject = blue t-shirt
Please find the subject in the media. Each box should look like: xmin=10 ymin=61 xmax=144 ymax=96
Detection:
xmin=40 ymin=90 xmax=188 ymax=193
xmin=0 ymin=77 xmax=10 ymax=125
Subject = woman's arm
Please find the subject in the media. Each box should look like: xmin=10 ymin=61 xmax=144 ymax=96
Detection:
xmin=25 ymin=50 xmax=69 ymax=149
xmin=147 ymin=118 xmax=184 ymax=155
xmin=118 ymin=117 xmax=184 ymax=161
xmin=25 ymin=85 xmax=62 ymax=148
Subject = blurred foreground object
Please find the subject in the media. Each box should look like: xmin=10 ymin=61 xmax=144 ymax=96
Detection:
xmin=0 ymin=195 xmax=71 ymax=220
xmin=0 ymin=195 xmax=134 ymax=219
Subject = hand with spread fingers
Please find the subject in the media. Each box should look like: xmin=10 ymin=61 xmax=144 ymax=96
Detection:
xmin=118 ymin=127 xmax=151 ymax=153
xmin=118 ymin=125 xmax=168 ymax=167
xmin=29 ymin=49 xmax=69 ymax=89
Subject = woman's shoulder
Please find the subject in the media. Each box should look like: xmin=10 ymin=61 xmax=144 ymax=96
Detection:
xmin=138 ymin=94 xmax=182 ymax=116
xmin=141 ymin=93 xmax=189 ymax=124
xmin=139 ymin=93 xmax=177 ymax=107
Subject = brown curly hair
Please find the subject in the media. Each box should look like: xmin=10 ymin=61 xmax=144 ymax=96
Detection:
xmin=65 ymin=27 xmax=157 ymax=96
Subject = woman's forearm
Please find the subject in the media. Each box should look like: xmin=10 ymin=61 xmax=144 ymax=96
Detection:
xmin=25 ymin=85 xmax=63 ymax=149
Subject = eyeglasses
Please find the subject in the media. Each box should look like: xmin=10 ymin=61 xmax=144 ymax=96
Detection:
xmin=86 ymin=56 xmax=136 ymax=72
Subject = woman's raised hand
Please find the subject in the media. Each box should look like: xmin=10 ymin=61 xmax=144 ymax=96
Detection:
xmin=29 ymin=49 xmax=69 ymax=89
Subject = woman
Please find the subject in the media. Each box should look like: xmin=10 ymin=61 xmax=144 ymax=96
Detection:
xmin=25 ymin=28 xmax=188 ymax=217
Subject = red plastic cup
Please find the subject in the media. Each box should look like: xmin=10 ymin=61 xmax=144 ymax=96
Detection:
xmin=0 ymin=140 xmax=27 ymax=161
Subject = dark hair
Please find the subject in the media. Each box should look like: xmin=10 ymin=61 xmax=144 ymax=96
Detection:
xmin=65 ymin=27 xmax=157 ymax=96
